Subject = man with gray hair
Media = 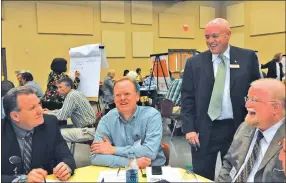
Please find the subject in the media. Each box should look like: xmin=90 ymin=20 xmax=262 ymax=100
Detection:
xmin=102 ymin=70 xmax=116 ymax=114
xmin=217 ymin=78 xmax=285 ymax=182
xmin=43 ymin=77 xmax=96 ymax=142
xmin=2 ymin=86 xmax=76 ymax=182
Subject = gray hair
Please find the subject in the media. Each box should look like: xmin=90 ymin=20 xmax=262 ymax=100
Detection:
xmin=3 ymin=86 xmax=36 ymax=118
xmin=57 ymin=77 xmax=73 ymax=88
xmin=107 ymin=70 xmax=115 ymax=76
xmin=127 ymin=71 xmax=137 ymax=81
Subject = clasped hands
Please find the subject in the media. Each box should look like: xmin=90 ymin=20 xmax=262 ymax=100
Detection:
xmin=90 ymin=136 xmax=151 ymax=168
xmin=26 ymin=162 xmax=71 ymax=182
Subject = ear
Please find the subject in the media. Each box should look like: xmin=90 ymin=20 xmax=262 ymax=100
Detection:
xmin=10 ymin=111 xmax=20 ymax=122
xmin=136 ymin=92 xmax=140 ymax=102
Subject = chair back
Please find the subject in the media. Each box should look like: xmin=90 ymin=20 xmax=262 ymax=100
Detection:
xmin=160 ymin=99 xmax=174 ymax=118
xmin=161 ymin=142 xmax=170 ymax=166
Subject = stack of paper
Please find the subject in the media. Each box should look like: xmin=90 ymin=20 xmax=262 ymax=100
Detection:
xmin=97 ymin=170 xmax=126 ymax=182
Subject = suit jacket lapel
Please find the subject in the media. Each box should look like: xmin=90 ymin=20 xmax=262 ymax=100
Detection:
xmin=202 ymin=50 xmax=214 ymax=85
xmin=229 ymin=46 xmax=238 ymax=90
xmin=257 ymin=122 xmax=285 ymax=172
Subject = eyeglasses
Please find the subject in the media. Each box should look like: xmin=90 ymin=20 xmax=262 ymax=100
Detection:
xmin=115 ymin=93 xmax=132 ymax=99
xmin=244 ymin=96 xmax=277 ymax=103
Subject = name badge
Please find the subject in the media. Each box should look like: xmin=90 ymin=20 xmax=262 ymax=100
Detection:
xmin=230 ymin=166 xmax=237 ymax=180
xmin=230 ymin=64 xmax=240 ymax=68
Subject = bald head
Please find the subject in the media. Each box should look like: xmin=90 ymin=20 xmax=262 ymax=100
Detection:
xmin=206 ymin=18 xmax=231 ymax=32
xmin=250 ymin=79 xmax=285 ymax=108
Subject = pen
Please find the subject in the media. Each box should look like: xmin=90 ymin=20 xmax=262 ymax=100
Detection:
xmin=140 ymin=168 xmax=146 ymax=178
xmin=101 ymin=177 xmax=105 ymax=183
xmin=117 ymin=168 xmax=121 ymax=177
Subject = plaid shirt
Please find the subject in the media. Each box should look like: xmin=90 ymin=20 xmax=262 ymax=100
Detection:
xmin=165 ymin=79 xmax=182 ymax=106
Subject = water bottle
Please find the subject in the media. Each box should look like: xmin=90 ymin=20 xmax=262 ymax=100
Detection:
xmin=126 ymin=154 xmax=139 ymax=183
xmin=182 ymin=163 xmax=198 ymax=182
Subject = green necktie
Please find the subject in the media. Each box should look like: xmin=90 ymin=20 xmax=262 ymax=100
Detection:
xmin=207 ymin=54 xmax=227 ymax=121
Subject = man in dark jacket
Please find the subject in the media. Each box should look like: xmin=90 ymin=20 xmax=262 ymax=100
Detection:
xmin=2 ymin=87 xmax=76 ymax=183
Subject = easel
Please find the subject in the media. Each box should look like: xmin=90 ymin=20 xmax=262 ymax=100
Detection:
xmin=148 ymin=53 xmax=170 ymax=95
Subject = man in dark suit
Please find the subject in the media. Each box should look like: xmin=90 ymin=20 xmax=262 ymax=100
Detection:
xmin=217 ymin=78 xmax=285 ymax=182
xmin=2 ymin=87 xmax=76 ymax=182
xmin=181 ymin=18 xmax=261 ymax=180
xmin=261 ymin=52 xmax=284 ymax=81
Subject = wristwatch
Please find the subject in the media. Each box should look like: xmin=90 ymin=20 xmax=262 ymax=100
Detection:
xmin=18 ymin=175 xmax=28 ymax=183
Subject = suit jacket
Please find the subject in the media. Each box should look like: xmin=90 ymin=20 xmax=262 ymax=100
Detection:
xmin=261 ymin=60 xmax=284 ymax=81
xmin=181 ymin=46 xmax=261 ymax=154
xmin=1 ymin=114 xmax=76 ymax=182
xmin=217 ymin=121 xmax=285 ymax=182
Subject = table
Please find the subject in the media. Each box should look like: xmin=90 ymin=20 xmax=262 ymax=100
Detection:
xmin=46 ymin=165 xmax=211 ymax=182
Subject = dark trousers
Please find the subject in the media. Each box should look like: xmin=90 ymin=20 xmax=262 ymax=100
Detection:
xmin=192 ymin=119 xmax=235 ymax=181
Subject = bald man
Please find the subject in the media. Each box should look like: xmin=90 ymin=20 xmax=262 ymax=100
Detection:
xmin=217 ymin=78 xmax=285 ymax=182
xmin=181 ymin=18 xmax=261 ymax=180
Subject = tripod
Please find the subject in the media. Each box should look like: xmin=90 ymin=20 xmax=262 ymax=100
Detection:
xmin=148 ymin=53 xmax=170 ymax=96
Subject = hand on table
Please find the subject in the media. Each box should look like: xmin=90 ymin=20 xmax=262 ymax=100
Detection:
xmin=27 ymin=168 xmax=47 ymax=183
xmin=53 ymin=162 xmax=72 ymax=181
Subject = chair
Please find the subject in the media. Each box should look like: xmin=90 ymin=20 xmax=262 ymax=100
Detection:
xmin=161 ymin=142 xmax=170 ymax=166
xmin=160 ymin=98 xmax=180 ymax=141
xmin=69 ymin=111 xmax=103 ymax=156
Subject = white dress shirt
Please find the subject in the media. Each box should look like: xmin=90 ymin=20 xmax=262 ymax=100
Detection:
xmin=212 ymin=45 xmax=233 ymax=120
xmin=276 ymin=62 xmax=280 ymax=80
xmin=232 ymin=118 xmax=284 ymax=182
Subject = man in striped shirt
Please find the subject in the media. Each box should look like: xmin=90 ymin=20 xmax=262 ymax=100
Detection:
xmin=43 ymin=77 xmax=96 ymax=142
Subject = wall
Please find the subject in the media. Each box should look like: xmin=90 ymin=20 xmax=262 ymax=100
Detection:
xmin=220 ymin=1 xmax=286 ymax=65
xmin=2 ymin=1 xmax=220 ymax=90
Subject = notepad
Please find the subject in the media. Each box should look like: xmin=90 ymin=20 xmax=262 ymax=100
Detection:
xmin=97 ymin=170 xmax=126 ymax=182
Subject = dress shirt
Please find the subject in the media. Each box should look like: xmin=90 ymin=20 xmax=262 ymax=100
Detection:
xmin=212 ymin=45 xmax=233 ymax=120
xmin=11 ymin=122 xmax=34 ymax=160
xmin=276 ymin=62 xmax=280 ymax=80
xmin=232 ymin=118 xmax=284 ymax=182
xmin=142 ymin=76 xmax=156 ymax=88
xmin=90 ymin=106 xmax=166 ymax=168
xmin=48 ymin=89 xmax=96 ymax=128
xmin=165 ymin=79 xmax=182 ymax=106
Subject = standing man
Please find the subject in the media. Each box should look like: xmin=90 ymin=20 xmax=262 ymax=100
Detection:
xmin=181 ymin=18 xmax=261 ymax=180
xmin=102 ymin=70 xmax=116 ymax=114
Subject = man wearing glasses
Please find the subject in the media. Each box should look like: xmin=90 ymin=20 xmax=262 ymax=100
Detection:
xmin=181 ymin=18 xmax=261 ymax=180
xmin=217 ymin=78 xmax=285 ymax=182
xmin=90 ymin=77 xmax=166 ymax=168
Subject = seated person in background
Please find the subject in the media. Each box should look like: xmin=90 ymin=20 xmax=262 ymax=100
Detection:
xmin=127 ymin=71 xmax=141 ymax=92
xmin=1 ymin=80 xmax=15 ymax=119
xmin=43 ymin=77 xmax=96 ymax=142
xmin=123 ymin=69 xmax=129 ymax=76
xmin=217 ymin=78 xmax=285 ymax=182
xmin=21 ymin=72 xmax=43 ymax=98
xmin=142 ymin=68 xmax=156 ymax=88
xmin=165 ymin=70 xmax=184 ymax=106
xmin=90 ymin=77 xmax=166 ymax=168
xmin=2 ymin=87 xmax=76 ymax=183
xmin=102 ymin=70 xmax=116 ymax=114
xmin=136 ymin=68 xmax=143 ymax=83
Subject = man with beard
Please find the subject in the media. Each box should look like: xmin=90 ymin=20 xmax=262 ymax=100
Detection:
xmin=217 ymin=78 xmax=285 ymax=182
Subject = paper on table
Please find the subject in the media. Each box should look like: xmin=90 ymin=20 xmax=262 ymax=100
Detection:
xmin=97 ymin=170 xmax=126 ymax=182
xmin=45 ymin=180 xmax=63 ymax=182
xmin=146 ymin=167 xmax=182 ymax=182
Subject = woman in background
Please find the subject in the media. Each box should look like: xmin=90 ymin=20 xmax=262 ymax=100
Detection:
xmin=41 ymin=58 xmax=80 ymax=110
xmin=123 ymin=69 xmax=129 ymax=76
xmin=135 ymin=68 xmax=143 ymax=83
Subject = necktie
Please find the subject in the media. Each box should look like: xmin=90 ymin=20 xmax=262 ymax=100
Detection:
xmin=23 ymin=132 xmax=33 ymax=174
xmin=207 ymin=54 xmax=227 ymax=121
xmin=236 ymin=131 xmax=264 ymax=182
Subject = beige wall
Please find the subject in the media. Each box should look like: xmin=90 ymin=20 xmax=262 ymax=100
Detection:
xmin=2 ymin=1 xmax=220 ymax=90
xmin=221 ymin=1 xmax=286 ymax=65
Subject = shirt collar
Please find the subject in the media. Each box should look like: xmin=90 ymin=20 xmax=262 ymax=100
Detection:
xmin=257 ymin=118 xmax=284 ymax=144
xmin=11 ymin=120 xmax=34 ymax=139
xmin=212 ymin=45 xmax=230 ymax=62
xmin=118 ymin=105 xmax=139 ymax=124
